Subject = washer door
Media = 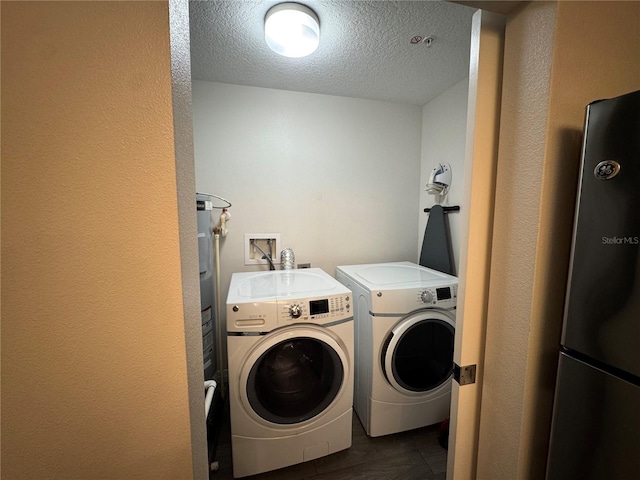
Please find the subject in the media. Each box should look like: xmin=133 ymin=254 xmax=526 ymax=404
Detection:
xmin=381 ymin=310 xmax=454 ymax=395
xmin=242 ymin=326 xmax=348 ymax=425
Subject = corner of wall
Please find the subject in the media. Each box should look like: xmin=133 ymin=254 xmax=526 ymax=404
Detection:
xmin=418 ymin=78 xmax=470 ymax=271
xmin=476 ymin=1 xmax=558 ymax=478
xmin=169 ymin=0 xmax=208 ymax=478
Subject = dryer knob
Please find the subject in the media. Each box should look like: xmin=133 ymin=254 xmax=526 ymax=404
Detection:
xmin=289 ymin=304 xmax=303 ymax=319
xmin=421 ymin=291 xmax=434 ymax=304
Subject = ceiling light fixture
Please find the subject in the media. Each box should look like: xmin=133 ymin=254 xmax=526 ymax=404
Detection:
xmin=264 ymin=2 xmax=320 ymax=58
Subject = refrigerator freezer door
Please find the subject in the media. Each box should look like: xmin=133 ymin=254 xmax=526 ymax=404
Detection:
xmin=563 ymin=90 xmax=640 ymax=377
xmin=547 ymin=353 xmax=640 ymax=480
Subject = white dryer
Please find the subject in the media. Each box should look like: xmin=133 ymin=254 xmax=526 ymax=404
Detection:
xmin=336 ymin=261 xmax=457 ymax=437
xmin=226 ymin=268 xmax=353 ymax=478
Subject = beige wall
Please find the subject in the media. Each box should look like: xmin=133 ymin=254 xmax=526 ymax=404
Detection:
xmin=1 ymin=2 xmax=196 ymax=479
xmin=522 ymin=1 xmax=640 ymax=477
xmin=477 ymin=1 xmax=640 ymax=478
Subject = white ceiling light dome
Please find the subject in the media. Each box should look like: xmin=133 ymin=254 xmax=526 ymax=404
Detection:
xmin=265 ymin=2 xmax=320 ymax=58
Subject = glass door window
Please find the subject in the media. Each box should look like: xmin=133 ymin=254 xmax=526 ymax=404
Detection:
xmin=247 ymin=337 xmax=344 ymax=424
xmin=382 ymin=314 xmax=454 ymax=393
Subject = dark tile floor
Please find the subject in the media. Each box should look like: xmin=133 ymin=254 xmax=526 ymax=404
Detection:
xmin=210 ymin=403 xmax=448 ymax=480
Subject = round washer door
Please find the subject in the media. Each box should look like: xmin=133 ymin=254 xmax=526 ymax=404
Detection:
xmin=381 ymin=309 xmax=455 ymax=395
xmin=240 ymin=325 xmax=349 ymax=425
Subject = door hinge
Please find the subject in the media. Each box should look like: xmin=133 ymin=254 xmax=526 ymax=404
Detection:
xmin=453 ymin=363 xmax=477 ymax=386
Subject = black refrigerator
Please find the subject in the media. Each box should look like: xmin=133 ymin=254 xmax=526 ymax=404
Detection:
xmin=546 ymin=90 xmax=640 ymax=479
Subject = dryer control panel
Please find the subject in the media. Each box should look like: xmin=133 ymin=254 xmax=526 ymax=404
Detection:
xmin=417 ymin=285 xmax=457 ymax=309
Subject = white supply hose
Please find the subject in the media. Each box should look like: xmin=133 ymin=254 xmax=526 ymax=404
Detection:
xmin=204 ymin=380 xmax=217 ymax=417
xmin=213 ymin=229 xmax=225 ymax=399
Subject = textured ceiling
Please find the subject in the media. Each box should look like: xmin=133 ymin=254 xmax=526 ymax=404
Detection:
xmin=189 ymin=1 xmax=476 ymax=106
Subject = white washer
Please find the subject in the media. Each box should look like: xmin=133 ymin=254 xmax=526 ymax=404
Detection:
xmin=335 ymin=261 xmax=457 ymax=437
xmin=226 ymin=268 xmax=354 ymax=478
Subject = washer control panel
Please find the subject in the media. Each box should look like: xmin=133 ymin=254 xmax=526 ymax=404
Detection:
xmin=279 ymin=294 xmax=351 ymax=323
xmin=416 ymin=285 xmax=457 ymax=308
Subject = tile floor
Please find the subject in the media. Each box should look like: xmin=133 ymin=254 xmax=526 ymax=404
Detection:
xmin=210 ymin=404 xmax=448 ymax=480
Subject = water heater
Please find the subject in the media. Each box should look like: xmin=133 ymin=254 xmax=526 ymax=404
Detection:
xmin=196 ymin=193 xmax=216 ymax=381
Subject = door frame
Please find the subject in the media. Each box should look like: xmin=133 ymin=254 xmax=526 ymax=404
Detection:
xmin=168 ymin=0 xmax=210 ymax=477
xmin=447 ymin=9 xmax=505 ymax=480
xmin=167 ymin=2 xmax=507 ymax=477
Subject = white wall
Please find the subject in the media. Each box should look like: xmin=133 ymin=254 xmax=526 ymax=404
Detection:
xmin=419 ymin=78 xmax=469 ymax=274
xmin=193 ymin=81 xmax=423 ymax=310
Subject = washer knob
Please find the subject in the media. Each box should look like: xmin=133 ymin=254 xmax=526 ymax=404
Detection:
xmin=289 ymin=304 xmax=303 ymax=318
xmin=421 ymin=291 xmax=434 ymax=303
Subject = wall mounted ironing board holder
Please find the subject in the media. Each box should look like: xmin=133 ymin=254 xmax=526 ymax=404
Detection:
xmin=423 ymin=205 xmax=460 ymax=213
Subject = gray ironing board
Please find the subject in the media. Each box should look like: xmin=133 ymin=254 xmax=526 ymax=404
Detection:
xmin=419 ymin=204 xmax=456 ymax=275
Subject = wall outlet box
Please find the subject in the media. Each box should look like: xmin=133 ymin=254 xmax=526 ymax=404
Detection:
xmin=244 ymin=233 xmax=281 ymax=266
